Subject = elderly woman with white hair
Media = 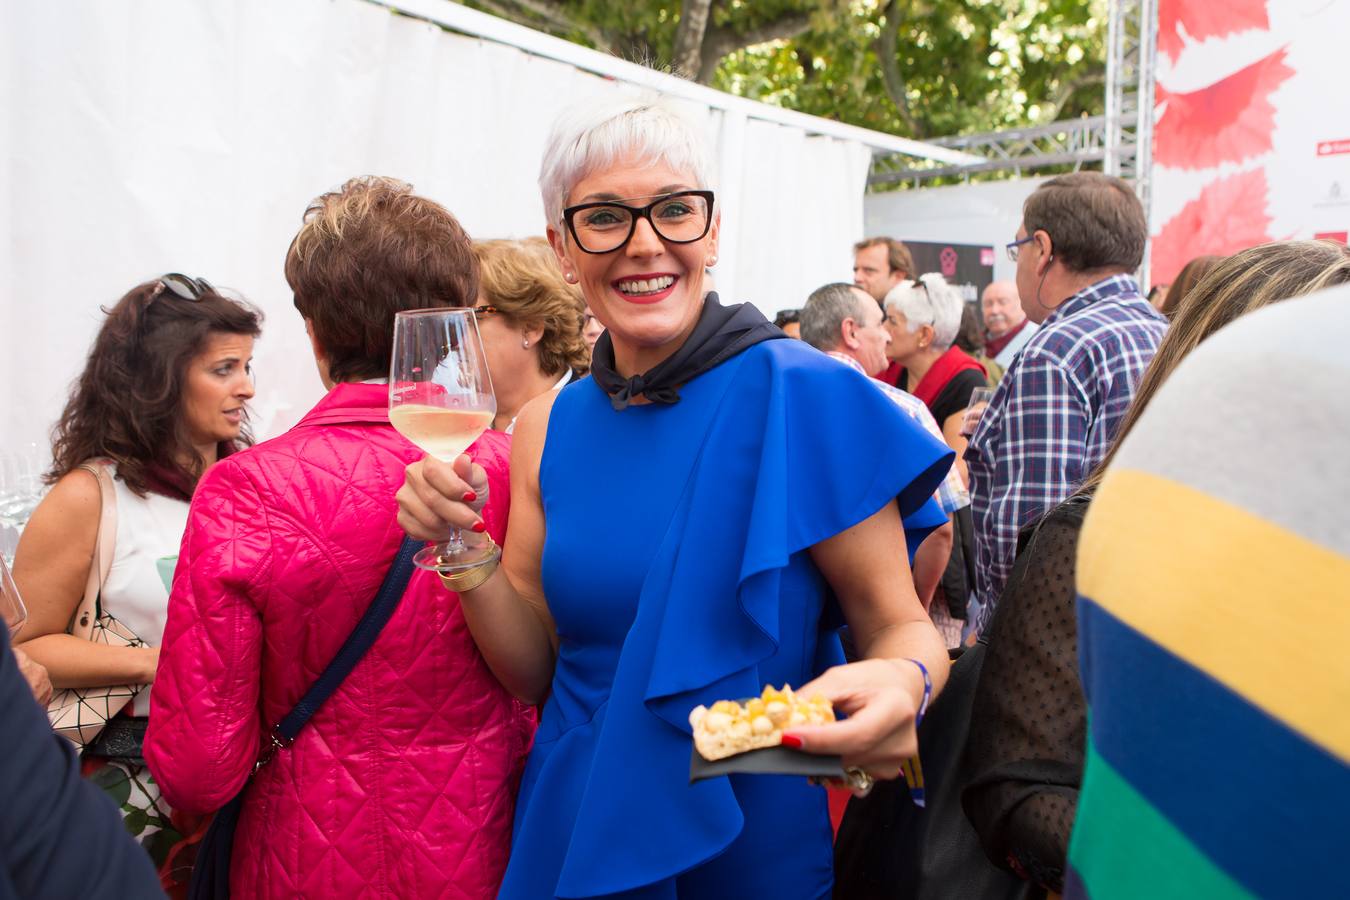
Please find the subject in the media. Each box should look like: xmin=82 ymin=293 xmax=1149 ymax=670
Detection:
xmin=396 ymin=96 xmax=955 ymax=898
xmin=884 ymin=273 xmax=989 ymax=482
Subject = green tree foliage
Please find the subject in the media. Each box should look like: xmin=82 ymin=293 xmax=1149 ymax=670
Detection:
xmin=461 ymin=0 xmax=1107 ymax=139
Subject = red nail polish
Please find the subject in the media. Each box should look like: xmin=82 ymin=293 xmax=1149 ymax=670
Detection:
xmin=471 ymin=521 xmax=486 ymax=533
xmin=780 ymin=734 xmax=803 ymax=749
xmin=462 ymin=490 xmax=477 ymax=503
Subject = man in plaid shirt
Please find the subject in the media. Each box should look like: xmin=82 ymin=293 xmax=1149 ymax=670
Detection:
xmin=965 ymin=173 xmax=1167 ymax=630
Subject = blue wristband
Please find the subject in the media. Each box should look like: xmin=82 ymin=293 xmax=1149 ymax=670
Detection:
xmin=900 ymin=657 xmax=933 ymax=808
xmin=903 ymin=657 xmax=933 ymax=728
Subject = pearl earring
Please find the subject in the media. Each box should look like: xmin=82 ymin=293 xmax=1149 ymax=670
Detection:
xmin=564 ymin=272 xmax=577 ymax=283
xmin=522 ymin=337 xmax=530 ymax=349
xmin=707 ymin=255 xmax=718 ymax=266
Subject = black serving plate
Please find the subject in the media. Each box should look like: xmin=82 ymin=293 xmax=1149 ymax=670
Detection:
xmin=689 ymin=743 xmax=845 ymax=783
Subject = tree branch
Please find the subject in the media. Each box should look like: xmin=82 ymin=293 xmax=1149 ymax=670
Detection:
xmin=1045 ymin=68 xmax=1106 ymax=120
xmin=471 ymin=0 xmax=615 ymax=55
xmin=796 ymin=46 xmax=816 ymax=83
xmin=874 ymin=0 xmax=924 ymax=137
xmin=697 ymin=10 xmax=815 ymax=83
xmin=673 ymin=0 xmax=715 ymax=79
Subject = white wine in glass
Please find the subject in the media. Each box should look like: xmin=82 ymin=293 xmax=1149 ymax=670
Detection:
xmin=389 ymin=308 xmax=499 ymax=573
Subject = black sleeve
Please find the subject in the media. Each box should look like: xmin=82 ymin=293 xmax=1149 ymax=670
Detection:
xmin=931 ymin=368 xmax=988 ymax=424
xmin=0 ymin=631 xmax=163 ymax=899
xmin=958 ymin=501 xmax=1088 ymax=893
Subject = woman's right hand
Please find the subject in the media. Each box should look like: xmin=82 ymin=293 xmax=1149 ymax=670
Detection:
xmin=396 ymin=455 xmax=489 ymax=541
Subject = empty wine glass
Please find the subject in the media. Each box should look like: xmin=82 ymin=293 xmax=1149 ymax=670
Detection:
xmin=1 ymin=556 xmax=27 ymax=637
xmin=0 ymin=443 xmax=46 ymax=530
xmin=389 ymin=308 xmax=499 ymax=573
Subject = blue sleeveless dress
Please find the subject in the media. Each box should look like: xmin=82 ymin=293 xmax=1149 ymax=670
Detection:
xmin=499 ymin=339 xmax=953 ymax=899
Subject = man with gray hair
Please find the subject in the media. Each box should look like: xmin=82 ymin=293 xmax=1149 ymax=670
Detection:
xmin=801 ymin=283 xmax=967 ymax=643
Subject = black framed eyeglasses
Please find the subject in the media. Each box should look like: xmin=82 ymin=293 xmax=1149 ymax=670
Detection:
xmin=1006 ymin=236 xmax=1035 ymax=262
xmin=562 ymin=190 xmax=714 ymax=254
xmin=158 ymin=273 xmax=214 ymax=301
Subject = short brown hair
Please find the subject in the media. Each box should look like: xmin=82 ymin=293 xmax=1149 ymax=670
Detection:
xmin=285 ymin=176 xmax=478 ymax=382
xmin=1159 ymin=254 xmax=1223 ymax=317
xmin=474 ymin=238 xmax=589 ymax=377
xmin=1022 ymin=172 xmax=1146 ymax=274
xmin=853 ymin=236 xmax=915 ymax=279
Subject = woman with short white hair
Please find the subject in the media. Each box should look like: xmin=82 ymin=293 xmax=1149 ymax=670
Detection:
xmin=884 ymin=273 xmax=988 ymax=481
xmin=397 ymin=95 xmax=955 ymax=898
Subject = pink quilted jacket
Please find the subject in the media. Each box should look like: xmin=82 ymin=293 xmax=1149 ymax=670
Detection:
xmin=145 ymin=384 xmax=534 ymax=899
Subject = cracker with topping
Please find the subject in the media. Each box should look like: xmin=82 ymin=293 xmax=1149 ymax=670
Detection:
xmin=689 ymin=684 xmax=835 ymax=761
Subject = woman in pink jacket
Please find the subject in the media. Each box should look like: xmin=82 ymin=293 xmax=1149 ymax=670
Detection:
xmin=144 ymin=177 xmax=535 ymax=898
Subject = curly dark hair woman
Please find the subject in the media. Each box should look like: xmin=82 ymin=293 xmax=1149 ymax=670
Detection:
xmin=13 ymin=273 xmax=261 ymax=892
xmin=47 ymin=276 xmax=263 ymax=496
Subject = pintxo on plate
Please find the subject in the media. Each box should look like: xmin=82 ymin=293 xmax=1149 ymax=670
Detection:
xmin=689 ymin=684 xmax=835 ymax=761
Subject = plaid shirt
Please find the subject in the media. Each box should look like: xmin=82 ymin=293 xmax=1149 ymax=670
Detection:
xmin=826 ymin=351 xmax=968 ymax=515
xmin=964 ymin=275 xmax=1166 ymax=623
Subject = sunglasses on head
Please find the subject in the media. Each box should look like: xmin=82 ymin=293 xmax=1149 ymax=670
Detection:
xmin=157 ymin=273 xmax=215 ymax=301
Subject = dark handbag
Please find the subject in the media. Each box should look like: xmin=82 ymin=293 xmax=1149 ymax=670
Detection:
xmin=85 ymin=715 xmax=149 ymax=765
xmin=938 ymin=505 xmax=978 ymax=620
xmin=188 ymin=536 xmax=422 ymax=899
xmin=833 ymin=641 xmax=1038 ymax=900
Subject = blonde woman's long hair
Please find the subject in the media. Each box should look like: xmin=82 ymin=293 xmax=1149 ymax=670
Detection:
xmin=1078 ymin=239 xmax=1350 ymax=496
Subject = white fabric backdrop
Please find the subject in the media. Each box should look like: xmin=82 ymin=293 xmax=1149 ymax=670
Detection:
xmin=2 ymin=0 xmax=872 ymax=448
xmin=864 ymin=177 xmax=1051 ymax=285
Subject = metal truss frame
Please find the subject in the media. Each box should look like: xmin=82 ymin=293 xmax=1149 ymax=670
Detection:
xmin=869 ymin=115 xmax=1111 ymax=186
xmin=867 ymin=0 xmax=1158 ymax=201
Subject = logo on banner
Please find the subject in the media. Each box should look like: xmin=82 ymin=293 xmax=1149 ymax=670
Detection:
xmin=980 ymin=247 xmax=995 ymax=266
xmin=1317 ymin=139 xmax=1350 ymax=157
xmin=1316 ymin=182 xmax=1348 ymax=208
xmin=939 ymin=247 xmax=958 ymax=277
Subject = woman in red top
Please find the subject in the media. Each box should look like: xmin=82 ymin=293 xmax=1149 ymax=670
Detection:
xmin=145 ymin=177 xmax=534 ymax=899
xmin=882 ymin=273 xmax=987 ymax=484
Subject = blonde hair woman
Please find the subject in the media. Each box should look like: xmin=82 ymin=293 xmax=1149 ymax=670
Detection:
xmin=472 ymin=237 xmax=589 ymax=432
xmin=397 ymin=96 xmax=955 ymax=898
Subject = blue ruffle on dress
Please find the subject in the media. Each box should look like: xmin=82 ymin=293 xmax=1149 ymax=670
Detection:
xmin=499 ymin=340 xmax=953 ymax=899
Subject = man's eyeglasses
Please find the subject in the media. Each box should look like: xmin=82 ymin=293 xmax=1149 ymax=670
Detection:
xmin=563 ymin=190 xmax=714 ymax=255
xmin=158 ymin=273 xmax=215 ymax=301
xmin=1006 ymin=236 xmax=1035 ymax=262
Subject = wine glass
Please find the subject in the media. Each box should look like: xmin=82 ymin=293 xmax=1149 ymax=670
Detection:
xmin=389 ymin=308 xmax=500 ymax=573
xmin=0 ymin=443 xmax=45 ymax=568
xmin=0 ymin=556 xmax=27 ymax=637
xmin=0 ymin=442 xmax=45 ymax=530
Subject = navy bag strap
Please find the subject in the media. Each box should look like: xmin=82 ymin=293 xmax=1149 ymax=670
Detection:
xmin=263 ymin=535 xmax=422 ymax=759
xmin=190 ymin=534 xmax=423 ymax=899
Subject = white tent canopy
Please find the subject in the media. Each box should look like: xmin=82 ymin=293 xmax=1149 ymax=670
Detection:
xmin=2 ymin=0 xmax=967 ymax=447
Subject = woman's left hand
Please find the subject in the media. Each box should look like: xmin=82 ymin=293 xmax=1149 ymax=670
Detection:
xmin=13 ymin=647 xmax=53 ymax=706
xmin=783 ymin=657 xmax=925 ymax=783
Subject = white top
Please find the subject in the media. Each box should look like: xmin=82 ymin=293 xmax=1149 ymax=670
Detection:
xmin=503 ymin=370 xmax=575 ymax=435
xmin=102 ymin=466 xmax=189 ymax=714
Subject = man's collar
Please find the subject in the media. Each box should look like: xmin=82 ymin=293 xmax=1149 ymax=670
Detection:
xmin=1043 ymin=273 xmax=1141 ymax=326
xmin=825 ymin=350 xmax=868 ymax=376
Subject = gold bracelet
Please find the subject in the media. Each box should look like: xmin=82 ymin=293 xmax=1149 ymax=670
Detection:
xmin=439 ymin=558 xmax=499 ymax=594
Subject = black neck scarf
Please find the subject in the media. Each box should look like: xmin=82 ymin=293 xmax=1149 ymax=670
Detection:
xmin=590 ymin=293 xmax=786 ymax=411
